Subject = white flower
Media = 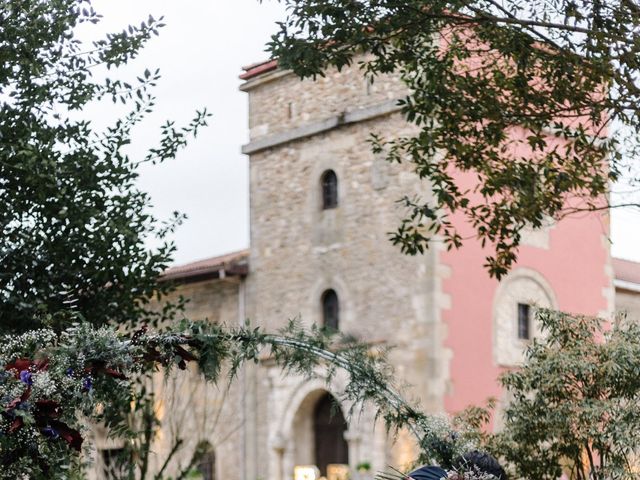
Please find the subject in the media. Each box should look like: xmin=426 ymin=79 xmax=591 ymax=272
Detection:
xmin=32 ymin=370 xmax=57 ymax=397
xmin=446 ymin=466 xmax=498 ymax=480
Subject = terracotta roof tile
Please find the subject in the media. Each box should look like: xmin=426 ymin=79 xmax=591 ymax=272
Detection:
xmin=240 ymin=59 xmax=278 ymax=80
xmin=161 ymin=250 xmax=249 ymax=282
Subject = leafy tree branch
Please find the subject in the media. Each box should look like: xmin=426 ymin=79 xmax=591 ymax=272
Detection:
xmin=266 ymin=0 xmax=640 ymax=277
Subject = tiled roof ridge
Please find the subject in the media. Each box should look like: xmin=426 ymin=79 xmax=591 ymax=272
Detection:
xmin=240 ymin=59 xmax=278 ymax=80
xmin=161 ymin=249 xmax=249 ymax=282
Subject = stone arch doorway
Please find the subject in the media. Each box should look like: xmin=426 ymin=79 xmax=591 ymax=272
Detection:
xmin=313 ymin=392 xmax=349 ymax=476
xmin=287 ymin=388 xmax=350 ymax=478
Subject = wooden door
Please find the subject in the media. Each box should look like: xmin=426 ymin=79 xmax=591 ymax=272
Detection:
xmin=313 ymin=393 xmax=349 ymax=477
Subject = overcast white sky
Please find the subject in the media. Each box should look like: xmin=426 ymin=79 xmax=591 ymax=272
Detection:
xmin=89 ymin=1 xmax=640 ymax=265
xmin=86 ymin=1 xmax=287 ymax=265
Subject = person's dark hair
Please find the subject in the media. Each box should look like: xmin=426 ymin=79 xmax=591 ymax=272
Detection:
xmin=456 ymin=451 xmax=508 ymax=479
xmin=407 ymin=465 xmax=448 ymax=480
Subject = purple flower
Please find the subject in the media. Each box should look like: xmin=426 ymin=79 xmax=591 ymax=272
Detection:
xmin=42 ymin=426 xmax=59 ymax=439
xmin=19 ymin=370 xmax=32 ymax=386
xmin=66 ymin=368 xmax=74 ymax=377
xmin=82 ymin=377 xmax=92 ymax=392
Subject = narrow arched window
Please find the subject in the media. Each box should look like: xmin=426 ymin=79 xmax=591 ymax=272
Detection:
xmin=198 ymin=449 xmax=216 ymax=480
xmin=517 ymin=303 xmax=531 ymax=340
xmin=321 ymin=170 xmax=338 ymax=209
xmin=322 ymin=289 xmax=339 ymax=330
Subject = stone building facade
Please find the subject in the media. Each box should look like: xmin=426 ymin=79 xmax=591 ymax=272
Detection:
xmin=93 ymin=60 xmax=640 ymax=480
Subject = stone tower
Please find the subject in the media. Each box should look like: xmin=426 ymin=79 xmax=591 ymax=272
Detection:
xmin=238 ymin=59 xmax=448 ymax=479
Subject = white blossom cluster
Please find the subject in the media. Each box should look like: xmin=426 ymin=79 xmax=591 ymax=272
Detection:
xmin=421 ymin=413 xmax=477 ymax=463
xmin=0 ymin=328 xmax=56 ymax=365
xmin=446 ymin=467 xmax=499 ymax=480
xmin=32 ymin=370 xmax=60 ymax=398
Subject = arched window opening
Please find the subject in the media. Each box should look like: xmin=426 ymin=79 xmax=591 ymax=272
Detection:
xmin=313 ymin=393 xmax=349 ymax=477
xmin=321 ymin=170 xmax=338 ymax=209
xmin=322 ymin=289 xmax=339 ymax=331
xmin=493 ymin=269 xmax=556 ymax=367
xmin=198 ymin=449 xmax=216 ymax=480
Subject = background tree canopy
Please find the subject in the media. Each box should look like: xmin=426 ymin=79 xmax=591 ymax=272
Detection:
xmin=0 ymin=0 xmax=209 ymax=333
xmin=266 ymin=0 xmax=640 ymax=278
xmin=463 ymin=310 xmax=640 ymax=480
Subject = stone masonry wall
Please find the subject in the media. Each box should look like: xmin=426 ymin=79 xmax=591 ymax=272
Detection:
xmin=244 ymin=62 xmax=450 ymax=480
xmin=242 ymin=60 xmax=407 ymax=140
xmin=615 ymin=289 xmax=640 ymax=322
xmin=161 ymin=278 xmax=240 ymax=325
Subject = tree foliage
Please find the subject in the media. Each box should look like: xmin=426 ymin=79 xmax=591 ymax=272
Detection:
xmin=468 ymin=310 xmax=640 ymax=479
xmin=267 ymin=0 xmax=640 ymax=277
xmin=0 ymin=0 xmax=209 ymax=332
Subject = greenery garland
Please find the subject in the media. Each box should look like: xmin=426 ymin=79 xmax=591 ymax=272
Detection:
xmin=0 ymin=318 xmax=476 ymax=479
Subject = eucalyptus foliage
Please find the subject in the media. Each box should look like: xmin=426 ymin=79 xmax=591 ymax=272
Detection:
xmin=267 ymin=0 xmax=640 ymax=277
xmin=0 ymin=317 xmax=477 ymax=479
xmin=0 ymin=0 xmax=209 ymax=332
xmin=469 ymin=310 xmax=640 ymax=480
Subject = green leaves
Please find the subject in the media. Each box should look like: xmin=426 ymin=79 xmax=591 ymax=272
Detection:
xmin=473 ymin=310 xmax=640 ymax=479
xmin=0 ymin=2 xmax=214 ymax=477
xmin=268 ymin=0 xmax=640 ymax=278
xmin=0 ymin=0 xmax=209 ymax=333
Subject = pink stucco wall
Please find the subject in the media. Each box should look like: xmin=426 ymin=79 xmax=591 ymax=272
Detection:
xmin=440 ymin=175 xmax=611 ymax=415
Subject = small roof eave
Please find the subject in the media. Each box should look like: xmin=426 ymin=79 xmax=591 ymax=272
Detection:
xmin=240 ymin=59 xmax=279 ymax=81
xmin=161 ymin=250 xmax=249 ymax=283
